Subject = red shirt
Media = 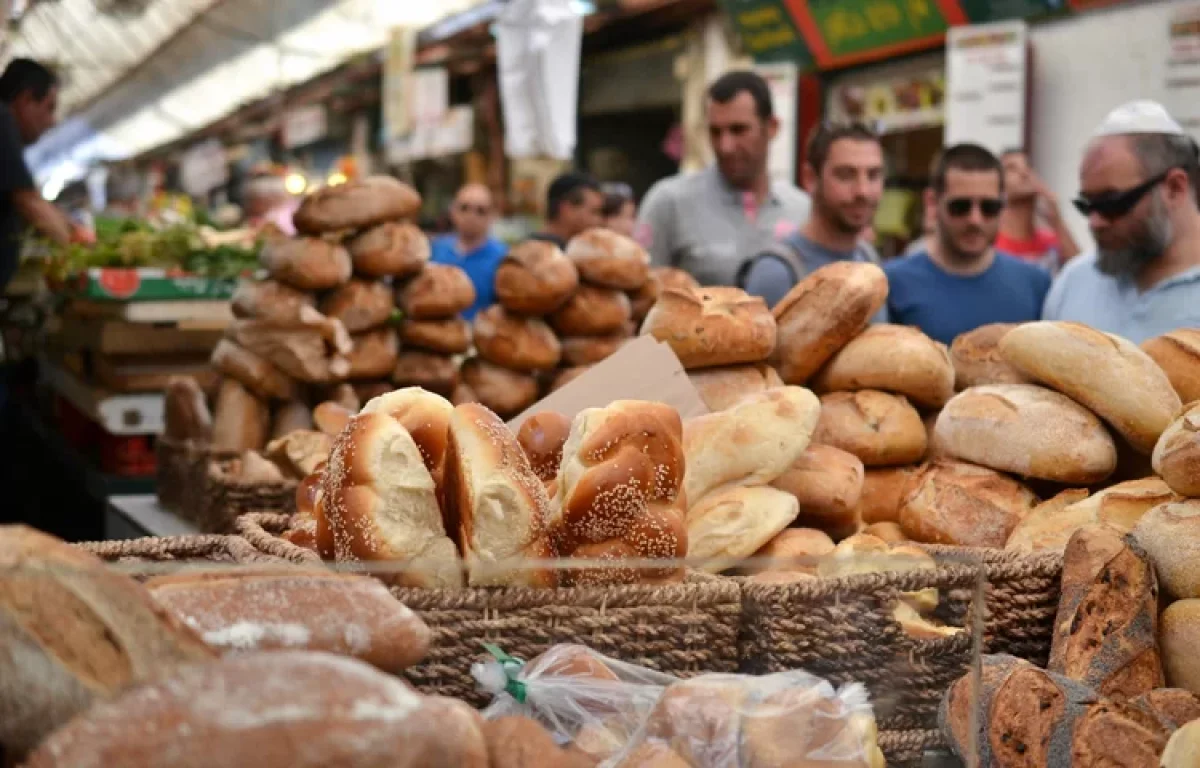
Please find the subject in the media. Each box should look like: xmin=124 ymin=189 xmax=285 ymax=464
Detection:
xmin=995 ymin=229 xmax=1061 ymax=271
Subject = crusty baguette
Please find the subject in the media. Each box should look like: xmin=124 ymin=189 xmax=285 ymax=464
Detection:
xmin=146 ymin=570 xmax=431 ymax=672
xmin=1007 ymin=478 xmax=1177 ymax=553
xmin=999 ymin=321 xmax=1181 ymax=454
xmin=811 ymin=324 xmax=955 ymax=409
xmin=1141 ymin=328 xmax=1200 ymax=405
xmin=771 ymin=261 xmax=888 ymax=384
xmin=935 ymin=384 xmax=1117 ymax=484
xmin=23 ymin=652 xmax=490 ymax=768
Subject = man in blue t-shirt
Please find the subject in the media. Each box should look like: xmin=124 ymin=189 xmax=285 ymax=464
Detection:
xmin=886 ymin=143 xmax=1051 ymax=345
xmin=430 ymin=183 xmax=507 ymax=320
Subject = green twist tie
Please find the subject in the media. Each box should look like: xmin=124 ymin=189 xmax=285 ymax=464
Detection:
xmin=482 ymin=642 xmax=528 ymax=703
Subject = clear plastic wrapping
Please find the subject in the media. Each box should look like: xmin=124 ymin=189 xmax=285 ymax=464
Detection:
xmin=474 ymin=643 xmax=885 ymax=767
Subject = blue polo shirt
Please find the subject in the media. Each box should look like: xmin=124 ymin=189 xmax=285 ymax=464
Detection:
xmin=1042 ymin=251 xmax=1200 ymax=343
xmin=430 ymin=235 xmax=507 ymax=320
xmin=885 ymin=251 xmax=1051 ymax=345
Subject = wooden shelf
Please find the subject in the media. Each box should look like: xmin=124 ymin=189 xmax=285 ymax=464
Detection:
xmin=40 ymin=357 xmax=164 ymax=436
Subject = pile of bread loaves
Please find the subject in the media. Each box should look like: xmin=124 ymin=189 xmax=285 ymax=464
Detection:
xmin=207 ymin=175 xmax=475 ymax=455
xmin=940 ymin=523 xmax=1200 ymax=767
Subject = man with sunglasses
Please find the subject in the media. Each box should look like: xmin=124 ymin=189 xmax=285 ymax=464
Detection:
xmin=430 ymin=183 xmax=507 ymax=320
xmin=1042 ymin=101 xmax=1200 ymax=342
xmin=884 ymin=144 xmax=1051 ymax=345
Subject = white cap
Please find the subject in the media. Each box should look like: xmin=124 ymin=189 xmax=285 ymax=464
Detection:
xmin=1092 ymin=100 xmax=1186 ymax=138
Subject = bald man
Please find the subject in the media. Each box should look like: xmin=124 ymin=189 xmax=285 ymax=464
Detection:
xmin=430 ymin=183 xmax=507 ymax=319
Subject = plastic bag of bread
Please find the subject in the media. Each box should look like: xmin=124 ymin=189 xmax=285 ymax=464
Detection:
xmin=474 ymin=644 xmax=677 ymax=763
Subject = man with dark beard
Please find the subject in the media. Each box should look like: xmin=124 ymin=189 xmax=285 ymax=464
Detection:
xmin=1043 ymin=101 xmax=1200 ymax=342
xmin=884 ymin=143 xmax=1051 ymax=345
xmin=738 ymin=122 xmax=885 ymax=315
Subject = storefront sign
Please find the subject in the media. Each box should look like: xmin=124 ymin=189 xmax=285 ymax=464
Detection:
xmin=718 ymin=0 xmax=813 ymax=64
xmin=944 ymin=20 xmax=1028 ymax=153
xmin=1164 ymin=4 xmax=1200 ymax=142
xmin=826 ymin=62 xmax=946 ymax=135
xmin=957 ymin=0 xmax=1065 ymax=23
xmin=800 ymin=0 xmax=956 ymax=65
xmin=281 ymin=105 xmax=328 ymax=149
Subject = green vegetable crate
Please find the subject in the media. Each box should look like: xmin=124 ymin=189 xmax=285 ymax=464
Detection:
xmin=65 ymin=267 xmax=242 ymax=302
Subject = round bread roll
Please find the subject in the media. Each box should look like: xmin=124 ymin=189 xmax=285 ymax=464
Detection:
xmin=493 ymin=241 xmax=578 ymax=315
xmin=1161 ymin=599 xmax=1200 ymax=696
xmin=397 ymin=264 xmax=476 ymax=320
xmin=559 ymin=334 xmax=626 ymax=367
xmin=628 ymin=276 xmax=659 ymax=322
xmin=862 ymin=521 xmax=906 ymax=543
xmin=346 ymin=221 xmax=429 ymax=278
xmin=812 ymin=324 xmax=955 ymax=409
xmin=1153 ymin=402 xmax=1200 ymax=496
xmin=770 ymin=444 xmax=865 ymax=539
xmin=231 ymin=279 xmax=315 ymax=324
xmin=1132 ymin=500 xmax=1200 ymax=600
xmin=641 ymin=286 xmax=777 ymax=370
xmin=1141 ymin=328 xmax=1200 ymax=405
xmin=294 ymin=175 xmax=421 ymax=234
xmin=652 ymin=266 xmax=700 ymax=295
xmin=813 ymin=390 xmax=927 ymax=467
xmin=565 ymin=227 xmax=650 ymax=290
xmin=210 ymin=339 xmax=299 ymax=401
xmin=999 ymin=321 xmax=1182 ymax=454
xmin=319 ymin=279 xmax=395 ymax=333
xmin=899 ymin=459 xmax=1038 ymax=547
xmin=346 ymin=328 xmax=400 ymax=380
xmin=744 ymin=527 xmax=836 ymax=574
xmin=260 ymin=238 xmax=352 ymax=291
xmin=687 ymin=486 xmax=800 ymax=573
xmin=935 ymin=384 xmax=1118 ymax=484
xmin=551 ymin=366 xmax=590 ymax=392
xmin=460 ymin=358 xmax=540 ymax=417
xmin=472 ymin=306 xmax=561 ymax=371
xmin=1007 ymin=480 xmax=1178 ymax=552
xmin=688 ymin=363 xmax=783 ymax=413
xmin=950 ymin=323 xmax=1028 ymax=390
xmin=858 ymin=466 xmax=920 ymax=525
xmin=399 ymin=315 xmax=471 ymax=355
xmin=772 ymin=261 xmax=889 ymax=384
xmin=549 ymin=284 xmax=631 ymax=336
xmin=391 ymin=350 xmax=459 ymax=397
xmin=516 ymin=411 xmax=571 ymax=483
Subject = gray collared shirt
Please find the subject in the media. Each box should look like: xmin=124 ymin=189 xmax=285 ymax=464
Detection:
xmin=1042 ymin=251 xmax=1200 ymax=343
xmin=635 ymin=166 xmax=811 ymax=286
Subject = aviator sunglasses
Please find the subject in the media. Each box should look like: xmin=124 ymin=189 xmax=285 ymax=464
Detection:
xmin=944 ymin=197 xmax=1004 ymax=218
xmin=1072 ymin=170 xmax=1170 ymax=220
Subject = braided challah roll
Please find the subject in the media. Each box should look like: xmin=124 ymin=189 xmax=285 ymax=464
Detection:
xmin=552 ymin=401 xmax=687 ymax=587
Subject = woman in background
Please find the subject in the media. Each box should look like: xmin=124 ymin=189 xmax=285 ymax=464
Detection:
xmin=601 ymin=182 xmax=636 ymax=238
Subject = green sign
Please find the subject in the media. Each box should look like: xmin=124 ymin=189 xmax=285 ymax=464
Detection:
xmin=957 ymin=0 xmax=1067 ymax=23
xmin=807 ymin=0 xmax=950 ymax=59
xmin=719 ymin=0 xmax=814 ymax=66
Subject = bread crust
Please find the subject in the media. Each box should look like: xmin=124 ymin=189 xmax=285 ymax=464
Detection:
xmin=494 ymin=241 xmax=579 ymax=315
xmin=231 ymin=279 xmax=315 ymax=325
xmin=550 ymin=284 xmax=631 ymax=336
xmin=1141 ymin=328 xmax=1200 ymax=405
xmin=346 ymin=221 xmax=429 ymax=278
xmin=163 ymin=375 xmax=213 ymax=442
xmin=400 ymin=316 xmax=471 ymax=355
xmin=211 ymin=378 xmax=270 ymax=452
xmin=812 ymin=324 xmax=955 ymax=409
xmin=1131 ymin=499 xmax=1200 ymax=600
xmin=899 ymin=459 xmax=1037 ymax=547
xmin=770 ymin=444 xmax=864 ymax=538
xmin=1008 ymin=478 xmax=1178 ymax=553
xmin=813 ymin=390 xmax=927 ymax=467
xmin=1153 ymin=402 xmax=1200 ymax=496
xmin=560 ymin=334 xmax=627 ymax=367
xmin=565 ymin=227 xmax=650 ymax=290
xmin=641 ymin=286 xmax=776 ymax=370
xmin=346 ymin=329 xmax=400 ymax=380
xmin=473 ymin=306 xmax=562 ymax=371
xmin=294 ymin=175 xmax=421 ymax=234
xmin=516 ymin=411 xmax=571 ymax=483
xmin=319 ymin=279 xmax=395 ymax=333
xmin=391 ymin=350 xmax=459 ymax=398
xmin=260 ymin=237 xmax=352 ymax=291
xmin=949 ymin=322 xmax=1027 ymax=390
xmin=397 ymin=264 xmax=476 ymax=321
xmin=687 ymin=363 xmax=783 ymax=413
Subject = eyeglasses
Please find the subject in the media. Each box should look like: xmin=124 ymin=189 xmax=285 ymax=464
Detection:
xmin=1072 ymin=171 xmax=1170 ymax=220
xmin=455 ymin=203 xmax=489 ymax=216
xmin=944 ymin=197 xmax=1004 ymax=218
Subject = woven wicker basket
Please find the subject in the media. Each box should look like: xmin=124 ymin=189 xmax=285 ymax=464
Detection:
xmin=154 ymin=438 xmax=208 ymax=512
xmin=235 ymin=513 xmax=743 ymax=706
xmin=77 ymin=532 xmax=303 ymax=578
xmin=195 ymin=458 xmax=297 ymax=533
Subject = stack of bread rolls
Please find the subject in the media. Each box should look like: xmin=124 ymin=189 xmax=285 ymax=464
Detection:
xmin=395 ymin=262 xmax=476 ymax=400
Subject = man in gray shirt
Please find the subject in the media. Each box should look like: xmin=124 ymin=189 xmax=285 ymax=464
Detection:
xmin=636 ymin=71 xmax=810 ymax=286
xmin=739 ymin=122 xmax=884 ymax=313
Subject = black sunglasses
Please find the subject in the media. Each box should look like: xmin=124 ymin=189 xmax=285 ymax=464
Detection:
xmin=1072 ymin=171 xmax=1170 ymax=220
xmin=455 ymin=203 xmax=489 ymax=215
xmin=944 ymin=197 xmax=1004 ymax=218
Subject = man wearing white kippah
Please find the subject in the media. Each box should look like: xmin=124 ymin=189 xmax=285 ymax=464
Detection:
xmin=1043 ymin=100 xmax=1200 ymax=341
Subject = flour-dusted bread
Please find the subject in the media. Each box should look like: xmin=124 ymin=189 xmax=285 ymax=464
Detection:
xmin=442 ymin=403 xmax=557 ymax=587
xmin=294 ymin=175 xmax=422 ymax=234
xmin=398 ymin=263 xmax=477 ymax=320
xmin=682 ymin=386 xmax=821 ymax=506
xmin=231 ymin=278 xmax=316 ymax=325
xmin=0 ymin=526 xmax=215 ymax=756
xmin=1132 ymin=500 xmax=1200 ymax=600
xmin=935 ymin=384 xmax=1117 ymax=484
xmin=345 ymin=328 xmax=401 ymax=381
xmin=770 ymin=444 xmax=864 ymax=539
xmin=899 ymin=459 xmax=1038 ymax=547
xmin=686 ymin=486 xmax=800 ymax=573
xmin=811 ymin=324 xmax=955 ymax=409
xmin=771 ymin=261 xmax=888 ymax=385
xmin=23 ymin=652 xmax=489 ymax=768
xmin=226 ymin=316 xmax=352 ymax=384
xmin=318 ymin=412 xmax=462 ymax=587
xmin=999 ymin=321 xmax=1182 ymax=454
xmin=1161 ymin=599 xmax=1200 ymax=697
xmin=346 ymin=220 xmax=430 ymax=278
xmin=1007 ymin=478 xmax=1178 ymax=553
xmin=360 ymin=387 xmax=454 ymax=493
xmin=473 ymin=305 xmax=562 ymax=371
xmin=259 ymin=237 xmax=353 ymax=292
xmin=392 ymin=350 xmax=459 ymax=398
xmin=1130 ymin=688 xmax=1200 ymax=731
xmin=813 ymin=390 xmax=927 ymax=467
xmin=146 ymin=570 xmax=431 ymax=672
xmin=494 ymin=240 xmax=579 ymax=315
xmin=641 ymin=286 xmax=776 ymax=370
xmin=948 ymin=322 xmax=1027 ymax=390
xmin=1049 ymin=524 xmax=1164 ymax=700
xmin=1141 ymin=328 xmax=1200 ymax=406
xmin=319 ymin=279 xmax=396 ymax=334
xmin=554 ymin=401 xmax=687 ymax=586
xmin=857 ymin=466 xmax=919 ymax=525
xmin=400 ymin=316 xmax=472 ymax=355
xmin=1153 ymin=402 xmax=1200 ymax=497
xmin=549 ymin=284 xmax=631 ymax=336
xmin=687 ymin=363 xmax=783 ymax=412
xmin=565 ymin=227 xmax=650 ymax=291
